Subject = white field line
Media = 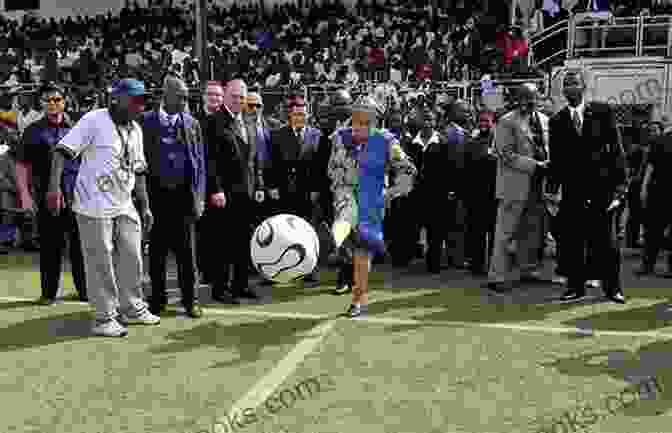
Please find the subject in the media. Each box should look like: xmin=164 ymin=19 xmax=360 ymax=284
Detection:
xmin=213 ymin=320 xmax=337 ymax=431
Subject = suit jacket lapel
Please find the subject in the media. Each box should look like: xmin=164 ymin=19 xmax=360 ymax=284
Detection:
xmin=581 ymin=104 xmax=591 ymax=136
xmin=560 ymin=107 xmax=578 ymax=137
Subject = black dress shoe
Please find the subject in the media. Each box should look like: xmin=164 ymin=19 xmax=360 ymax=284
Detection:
xmin=36 ymin=296 xmax=57 ymax=306
xmin=344 ymin=304 xmax=368 ymax=318
xmin=302 ymin=274 xmax=320 ymax=287
xmin=560 ymin=289 xmax=587 ymax=302
xmin=635 ymin=266 xmax=655 ymax=276
xmin=259 ymin=279 xmax=275 ymax=286
xmin=333 ymin=283 xmax=353 ymax=295
xmin=184 ymin=304 xmax=204 ymax=318
xmin=212 ymin=290 xmax=239 ymax=304
xmin=487 ymin=282 xmax=512 ymax=295
xmin=391 ymin=260 xmax=410 ymax=269
xmin=237 ymin=288 xmax=261 ymax=300
xmin=427 ymin=266 xmax=441 ymax=275
xmin=520 ymin=272 xmax=546 ymax=283
xmin=605 ymin=291 xmax=626 ymax=304
xmin=149 ymin=303 xmax=166 ymax=315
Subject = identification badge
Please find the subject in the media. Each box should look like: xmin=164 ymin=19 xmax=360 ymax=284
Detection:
xmin=117 ymin=166 xmax=131 ymax=184
xmin=96 ymin=175 xmax=114 ymax=192
xmin=288 ymin=168 xmax=297 ymax=194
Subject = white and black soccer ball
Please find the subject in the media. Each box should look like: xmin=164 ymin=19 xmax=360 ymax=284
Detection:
xmin=251 ymin=214 xmax=320 ymax=283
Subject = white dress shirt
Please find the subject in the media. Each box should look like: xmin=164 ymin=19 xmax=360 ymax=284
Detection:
xmin=569 ymin=102 xmax=585 ymax=129
xmin=412 ymin=130 xmax=440 ymax=152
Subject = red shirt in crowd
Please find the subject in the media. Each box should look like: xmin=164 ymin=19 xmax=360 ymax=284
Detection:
xmin=416 ymin=63 xmax=432 ymax=81
xmin=496 ymin=31 xmax=529 ymax=65
xmin=368 ymin=47 xmax=386 ymax=66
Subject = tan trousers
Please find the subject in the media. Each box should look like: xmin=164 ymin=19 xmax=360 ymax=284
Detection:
xmin=488 ymin=196 xmax=546 ymax=283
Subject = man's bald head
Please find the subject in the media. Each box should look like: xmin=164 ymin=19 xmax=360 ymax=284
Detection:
xmin=517 ymin=82 xmax=539 ymax=114
xmin=562 ymin=69 xmax=586 ymax=106
xmin=224 ymin=79 xmax=247 ymax=114
xmin=163 ymin=74 xmax=188 ymax=114
xmin=450 ymin=99 xmax=472 ymax=126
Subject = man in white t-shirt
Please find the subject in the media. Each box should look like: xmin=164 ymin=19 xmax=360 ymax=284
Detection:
xmin=48 ymin=79 xmax=160 ymax=337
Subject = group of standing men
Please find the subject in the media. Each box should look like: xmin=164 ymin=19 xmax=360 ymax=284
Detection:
xmin=13 ymin=68 xmax=630 ymax=336
xmin=486 ymin=70 xmax=627 ymax=304
xmin=15 ymin=75 xmax=340 ymax=336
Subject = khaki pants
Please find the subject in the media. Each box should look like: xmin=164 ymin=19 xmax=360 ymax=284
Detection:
xmin=76 ymin=213 xmax=147 ymax=322
xmin=488 ymin=196 xmax=546 ymax=283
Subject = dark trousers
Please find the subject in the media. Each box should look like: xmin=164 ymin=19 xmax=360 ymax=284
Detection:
xmin=148 ymin=188 xmax=198 ymax=308
xmin=37 ymin=206 xmax=86 ymax=300
xmin=210 ymin=193 xmax=254 ymax=294
xmin=642 ymin=192 xmax=672 ymax=269
xmin=196 ymin=213 xmax=209 ymax=281
xmin=464 ymin=196 xmax=497 ymax=273
xmin=626 ymin=181 xmax=644 ymax=248
xmin=563 ymin=200 xmax=622 ymax=293
xmin=387 ymin=194 xmax=418 ymax=265
xmin=425 ymin=197 xmax=458 ymax=272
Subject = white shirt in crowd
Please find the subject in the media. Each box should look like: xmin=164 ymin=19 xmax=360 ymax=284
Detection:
xmin=56 ymin=108 xmax=147 ymax=222
xmin=16 ymin=108 xmax=43 ymax=135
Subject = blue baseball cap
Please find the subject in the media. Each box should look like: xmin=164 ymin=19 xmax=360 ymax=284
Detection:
xmin=110 ymin=79 xmax=146 ymax=97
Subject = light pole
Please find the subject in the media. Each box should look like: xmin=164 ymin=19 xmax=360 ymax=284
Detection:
xmin=195 ymin=0 xmax=210 ymax=81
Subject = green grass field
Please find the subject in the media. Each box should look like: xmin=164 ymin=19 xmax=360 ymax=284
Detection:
xmin=2 ymin=251 xmax=672 ymax=433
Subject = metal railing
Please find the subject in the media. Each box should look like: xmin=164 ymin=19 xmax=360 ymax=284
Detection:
xmin=529 ymin=14 xmax=672 ymax=69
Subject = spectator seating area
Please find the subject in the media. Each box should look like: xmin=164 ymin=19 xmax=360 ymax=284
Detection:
xmin=0 ymin=0 xmax=541 ymax=93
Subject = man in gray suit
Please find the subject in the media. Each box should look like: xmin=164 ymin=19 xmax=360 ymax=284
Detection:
xmin=488 ymin=83 xmax=550 ymax=294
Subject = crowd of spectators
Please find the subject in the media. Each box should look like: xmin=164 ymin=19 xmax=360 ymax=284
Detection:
xmin=0 ymin=0 xmax=542 ymax=96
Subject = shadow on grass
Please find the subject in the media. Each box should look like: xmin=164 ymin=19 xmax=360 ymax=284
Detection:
xmin=0 ymin=252 xmax=38 ymax=269
xmin=0 ymin=311 xmax=92 ymax=351
xmin=148 ymin=317 xmax=323 ymax=368
xmin=366 ymin=285 xmax=589 ymax=325
xmin=0 ymin=300 xmax=37 ymax=310
xmin=539 ymin=339 xmax=672 ymax=420
xmin=561 ymin=301 xmax=672 ymax=332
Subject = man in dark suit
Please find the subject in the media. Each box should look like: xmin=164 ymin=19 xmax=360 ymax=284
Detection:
xmin=141 ymin=75 xmax=206 ymax=318
xmin=548 ymin=69 xmax=627 ymax=304
xmin=267 ymin=95 xmax=323 ymax=286
xmin=205 ymin=79 xmax=262 ymax=303
xmin=195 ymin=81 xmax=224 ymax=284
xmin=464 ymin=109 xmax=497 ymax=276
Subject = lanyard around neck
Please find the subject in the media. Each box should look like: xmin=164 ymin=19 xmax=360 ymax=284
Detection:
xmin=110 ymin=111 xmax=132 ymax=171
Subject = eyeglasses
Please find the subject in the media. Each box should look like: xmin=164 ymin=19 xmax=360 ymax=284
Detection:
xmin=43 ymin=97 xmax=64 ymax=104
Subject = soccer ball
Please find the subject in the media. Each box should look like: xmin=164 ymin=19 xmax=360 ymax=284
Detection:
xmin=251 ymin=214 xmax=320 ymax=283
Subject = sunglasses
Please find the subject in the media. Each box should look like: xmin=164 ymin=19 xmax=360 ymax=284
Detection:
xmin=43 ymin=97 xmax=64 ymax=104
